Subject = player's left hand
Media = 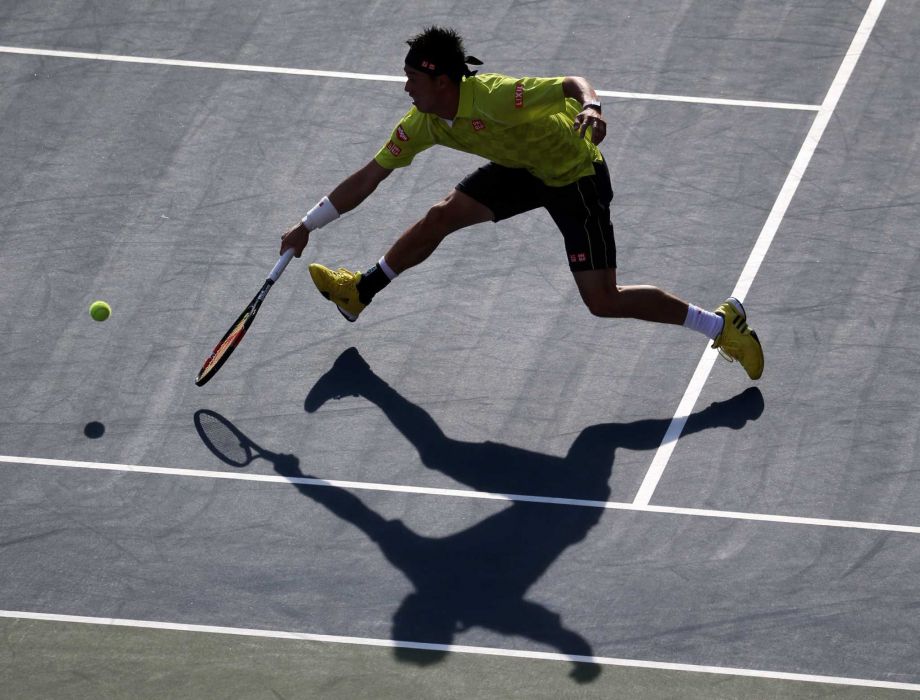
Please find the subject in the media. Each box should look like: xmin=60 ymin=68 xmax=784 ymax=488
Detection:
xmin=573 ymin=107 xmax=606 ymax=145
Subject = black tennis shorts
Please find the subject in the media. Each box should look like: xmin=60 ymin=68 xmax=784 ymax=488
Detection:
xmin=456 ymin=158 xmax=616 ymax=272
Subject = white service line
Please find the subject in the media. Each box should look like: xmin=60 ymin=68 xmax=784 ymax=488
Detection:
xmin=597 ymin=89 xmax=818 ymax=111
xmin=0 ymin=45 xmax=818 ymax=111
xmin=3 ymin=454 xmax=920 ymax=535
xmin=632 ymin=0 xmax=888 ymax=507
xmin=2 ymin=609 xmax=919 ymax=692
xmin=0 ymin=45 xmax=404 ymax=82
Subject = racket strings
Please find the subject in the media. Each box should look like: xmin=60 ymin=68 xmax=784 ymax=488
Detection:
xmin=195 ymin=411 xmax=253 ymax=466
xmin=204 ymin=316 xmax=247 ymax=370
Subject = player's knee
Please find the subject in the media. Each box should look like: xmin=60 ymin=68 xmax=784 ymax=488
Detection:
xmin=582 ymin=287 xmax=624 ymax=317
xmin=421 ymin=200 xmax=454 ymax=238
xmin=583 ymin=296 xmax=606 ymax=317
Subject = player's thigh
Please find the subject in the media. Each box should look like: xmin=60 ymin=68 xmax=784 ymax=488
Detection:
xmin=430 ymin=188 xmax=495 ymax=233
xmin=545 ymin=161 xmax=617 ymax=273
xmin=455 ymin=162 xmax=546 ymax=222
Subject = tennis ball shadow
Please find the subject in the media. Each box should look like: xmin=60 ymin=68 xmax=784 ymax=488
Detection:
xmin=83 ymin=421 xmax=105 ymax=439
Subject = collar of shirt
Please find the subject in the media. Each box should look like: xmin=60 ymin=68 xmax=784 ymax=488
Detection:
xmin=454 ymin=75 xmax=475 ymax=120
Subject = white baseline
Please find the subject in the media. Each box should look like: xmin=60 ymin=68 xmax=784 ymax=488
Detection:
xmin=0 ymin=45 xmax=818 ymax=111
xmin=2 ymin=610 xmax=919 ymax=692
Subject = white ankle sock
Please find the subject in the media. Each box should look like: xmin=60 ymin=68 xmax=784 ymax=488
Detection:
xmin=684 ymin=305 xmax=724 ymax=340
xmin=378 ymin=256 xmax=398 ymax=281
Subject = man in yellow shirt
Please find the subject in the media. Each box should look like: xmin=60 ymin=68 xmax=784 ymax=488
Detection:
xmin=281 ymin=26 xmax=763 ymax=380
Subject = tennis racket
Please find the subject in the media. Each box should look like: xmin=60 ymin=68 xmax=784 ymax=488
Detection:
xmin=195 ymin=249 xmax=295 ymax=386
xmin=194 ymin=409 xmax=300 ymax=476
xmin=194 ymin=409 xmax=262 ymax=465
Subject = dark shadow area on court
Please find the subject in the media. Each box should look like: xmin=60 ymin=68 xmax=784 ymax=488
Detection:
xmin=83 ymin=421 xmax=105 ymax=439
xmin=195 ymin=348 xmax=763 ymax=683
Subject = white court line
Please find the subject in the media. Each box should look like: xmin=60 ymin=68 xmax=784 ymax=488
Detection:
xmin=597 ymin=89 xmax=818 ymax=111
xmin=0 ymin=45 xmax=818 ymax=111
xmin=632 ymin=0 xmax=888 ymax=507
xmin=2 ymin=610 xmax=919 ymax=692
xmin=3 ymin=455 xmax=920 ymax=535
xmin=0 ymin=45 xmax=403 ymax=83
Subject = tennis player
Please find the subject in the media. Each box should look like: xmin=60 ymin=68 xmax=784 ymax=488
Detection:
xmin=280 ymin=26 xmax=763 ymax=379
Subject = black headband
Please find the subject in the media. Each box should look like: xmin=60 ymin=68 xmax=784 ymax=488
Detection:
xmin=405 ymin=46 xmax=483 ymax=81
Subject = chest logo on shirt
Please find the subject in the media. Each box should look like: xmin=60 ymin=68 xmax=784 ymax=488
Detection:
xmin=396 ymin=125 xmax=409 ymax=142
xmin=386 ymin=140 xmax=402 ymax=156
xmin=471 ymin=119 xmax=486 ymax=131
xmin=514 ymin=82 xmax=524 ymax=109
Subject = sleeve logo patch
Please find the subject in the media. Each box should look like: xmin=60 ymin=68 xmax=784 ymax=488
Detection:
xmin=396 ymin=125 xmax=409 ymax=142
xmin=514 ymin=82 xmax=524 ymax=109
xmin=471 ymin=119 xmax=486 ymax=131
xmin=386 ymin=140 xmax=402 ymax=156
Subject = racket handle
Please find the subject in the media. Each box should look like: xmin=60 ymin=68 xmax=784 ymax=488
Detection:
xmin=268 ymin=248 xmax=296 ymax=282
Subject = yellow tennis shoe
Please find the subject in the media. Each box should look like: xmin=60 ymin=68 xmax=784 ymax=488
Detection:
xmin=308 ymin=264 xmax=366 ymax=322
xmin=712 ymin=297 xmax=764 ymax=380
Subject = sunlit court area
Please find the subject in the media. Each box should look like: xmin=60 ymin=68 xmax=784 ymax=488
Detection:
xmin=2 ymin=1 xmax=920 ymax=697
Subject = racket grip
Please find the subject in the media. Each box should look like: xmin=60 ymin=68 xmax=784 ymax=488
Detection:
xmin=269 ymin=248 xmax=296 ymax=282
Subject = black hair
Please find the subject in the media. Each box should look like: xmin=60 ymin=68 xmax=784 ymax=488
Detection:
xmin=404 ymin=26 xmax=482 ymax=83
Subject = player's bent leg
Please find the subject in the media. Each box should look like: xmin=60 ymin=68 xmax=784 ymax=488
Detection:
xmin=384 ymin=189 xmax=494 ymax=273
xmin=573 ymin=269 xmax=765 ymax=379
xmin=573 ymin=268 xmax=688 ymax=324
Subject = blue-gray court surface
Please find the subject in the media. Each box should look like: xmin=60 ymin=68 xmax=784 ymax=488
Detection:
xmin=2 ymin=1 xmax=920 ymax=698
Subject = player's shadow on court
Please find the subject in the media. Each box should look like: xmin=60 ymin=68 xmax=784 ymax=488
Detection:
xmin=195 ymin=348 xmax=763 ymax=684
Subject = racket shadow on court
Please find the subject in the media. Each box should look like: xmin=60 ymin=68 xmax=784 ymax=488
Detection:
xmin=195 ymin=349 xmax=764 ymax=684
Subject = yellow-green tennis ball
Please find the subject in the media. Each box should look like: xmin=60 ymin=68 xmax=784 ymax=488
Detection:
xmin=89 ymin=300 xmax=111 ymax=322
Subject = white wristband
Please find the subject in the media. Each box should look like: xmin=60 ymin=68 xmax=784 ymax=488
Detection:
xmin=302 ymin=196 xmax=340 ymax=231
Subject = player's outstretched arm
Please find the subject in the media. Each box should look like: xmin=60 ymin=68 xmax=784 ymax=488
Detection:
xmin=328 ymin=159 xmax=392 ymax=214
xmin=281 ymin=159 xmax=392 ymax=257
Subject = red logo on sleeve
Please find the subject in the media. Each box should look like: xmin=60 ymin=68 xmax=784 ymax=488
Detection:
xmin=396 ymin=125 xmax=409 ymax=142
xmin=386 ymin=140 xmax=402 ymax=156
xmin=471 ymin=119 xmax=486 ymax=131
xmin=514 ymin=82 xmax=524 ymax=109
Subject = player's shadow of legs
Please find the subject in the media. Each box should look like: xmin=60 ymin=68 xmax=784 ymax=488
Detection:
xmin=304 ymin=347 xmax=764 ymax=499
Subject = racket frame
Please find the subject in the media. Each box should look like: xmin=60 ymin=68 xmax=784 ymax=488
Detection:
xmin=194 ymin=249 xmax=294 ymax=386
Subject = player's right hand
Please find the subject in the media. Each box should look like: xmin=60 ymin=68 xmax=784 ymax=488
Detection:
xmin=280 ymin=222 xmax=310 ymax=257
xmin=573 ymin=107 xmax=606 ymax=145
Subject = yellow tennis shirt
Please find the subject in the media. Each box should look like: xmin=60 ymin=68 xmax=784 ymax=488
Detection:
xmin=374 ymin=73 xmax=602 ymax=187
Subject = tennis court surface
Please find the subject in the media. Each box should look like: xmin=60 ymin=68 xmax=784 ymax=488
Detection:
xmin=2 ymin=1 xmax=920 ymax=697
